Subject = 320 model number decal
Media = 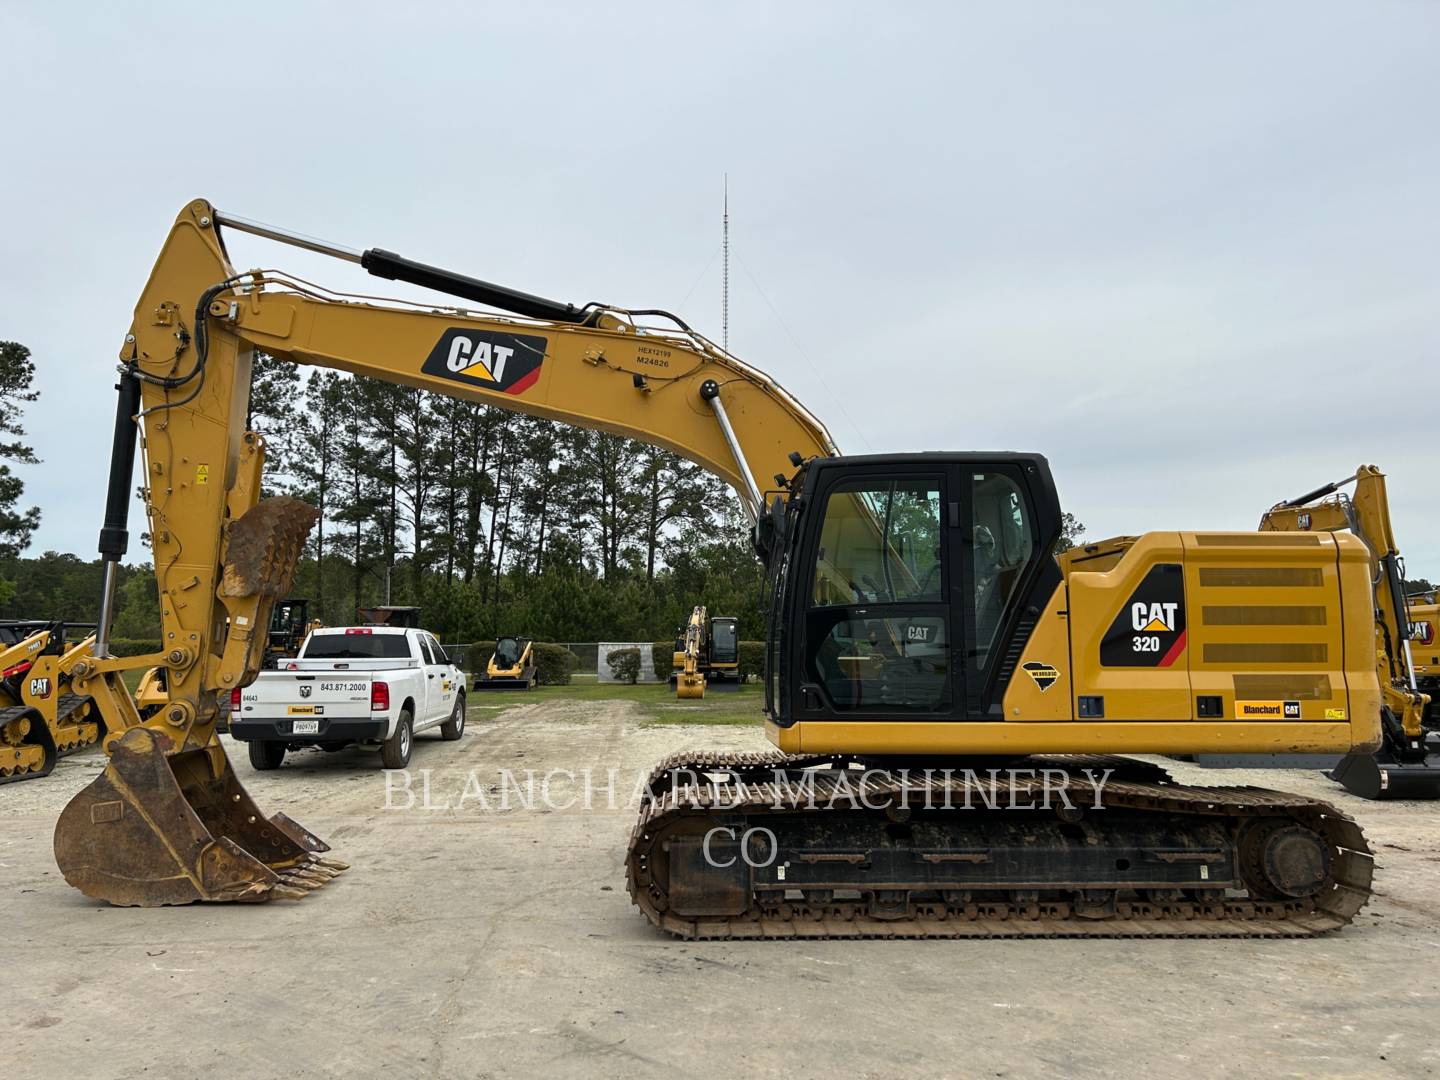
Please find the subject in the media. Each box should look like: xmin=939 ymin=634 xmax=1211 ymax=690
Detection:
xmin=1100 ymin=563 xmax=1187 ymax=668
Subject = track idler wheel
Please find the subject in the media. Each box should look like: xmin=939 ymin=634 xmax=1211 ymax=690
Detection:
xmin=53 ymin=726 xmax=345 ymax=906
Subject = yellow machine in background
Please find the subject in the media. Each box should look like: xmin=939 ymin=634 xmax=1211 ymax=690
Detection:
xmin=476 ymin=636 xmax=536 ymax=690
xmin=673 ymin=607 xmax=707 ymax=699
xmin=1409 ymin=591 xmax=1439 ymax=729
xmin=670 ymin=608 xmax=740 ymax=698
xmin=0 ymin=622 xmax=104 ymax=782
xmin=265 ymin=598 xmax=321 ymax=668
xmin=49 ymin=199 xmax=1424 ymax=936
xmin=1254 ymin=467 xmax=1437 ymax=798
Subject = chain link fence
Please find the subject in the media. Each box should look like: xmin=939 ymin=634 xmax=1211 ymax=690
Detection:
xmin=440 ymin=641 xmax=668 ymax=682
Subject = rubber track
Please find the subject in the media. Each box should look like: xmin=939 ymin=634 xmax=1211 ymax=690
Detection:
xmin=625 ymin=752 xmax=1374 ymax=940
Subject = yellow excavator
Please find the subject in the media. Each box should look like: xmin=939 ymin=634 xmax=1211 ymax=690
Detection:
xmin=673 ymin=607 xmax=708 ymax=699
xmin=670 ymin=608 xmax=740 ymax=698
xmin=0 ymin=622 xmax=104 ymax=781
xmin=1256 ymin=467 xmax=1439 ymax=798
xmin=51 ymin=199 xmax=1425 ymax=937
xmin=264 ymin=597 xmax=320 ymax=668
xmin=1409 ymin=591 xmax=1439 ymax=729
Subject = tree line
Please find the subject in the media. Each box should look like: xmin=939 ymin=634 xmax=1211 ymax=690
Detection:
xmin=0 ymin=350 xmax=766 ymax=644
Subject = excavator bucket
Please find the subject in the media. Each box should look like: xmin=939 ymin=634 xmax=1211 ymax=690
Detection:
xmin=676 ymin=674 xmax=705 ymax=700
xmin=1329 ymin=751 xmax=1440 ymax=800
xmin=54 ymin=496 xmax=341 ymax=906
xmin=53 ymin=726 xmax=346 ymax=905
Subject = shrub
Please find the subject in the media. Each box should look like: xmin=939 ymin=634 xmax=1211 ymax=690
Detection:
xmin=532 ymin=642 xmax=578 ymax=685
xmin=606 ymin=646 xmax=641 ymax=684
xmin=652 ymin=640 xmax=676 ymax=680
xmin=737 ymin=640 xmax=766 ymax=682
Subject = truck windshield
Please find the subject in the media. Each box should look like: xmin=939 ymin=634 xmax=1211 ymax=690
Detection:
xmin=303 ymin=632 xmax=411 ymax=659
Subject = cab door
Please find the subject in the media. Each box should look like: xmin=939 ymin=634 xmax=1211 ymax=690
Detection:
xmin=960 ymin=466 xmax=1049 ymax=718
xmin=427 ymin=633 xmax=457 ymax=720
xmin=797 ymin=466 xmax=959 ymax=719
xmin=411 ymin=633 xmax=437 ymax=728
xmin=789 ymin=459 xmax=1054 ymax=724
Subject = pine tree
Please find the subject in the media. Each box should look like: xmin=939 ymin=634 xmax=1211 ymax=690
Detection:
xmin=0 ymin=341 xmax=41 ymax=557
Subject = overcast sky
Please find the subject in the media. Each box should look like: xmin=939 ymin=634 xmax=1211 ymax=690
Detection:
xmin=2 ymin=1 xmax=1437 ymax=576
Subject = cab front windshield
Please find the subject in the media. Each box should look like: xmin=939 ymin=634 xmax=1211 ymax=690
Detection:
xmin=711 ymin=620 xmax=737 ymax=662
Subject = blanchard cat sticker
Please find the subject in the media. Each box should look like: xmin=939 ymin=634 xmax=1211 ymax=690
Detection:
xmin=423 ymin=328 xmax=548 ymax=395
xmin=1236 ymin=700 xmax=1301 ymax=720
xmin=1023 ymin=662 xmax=1059 ymax=691
xmin=1100 ymin=563 xmax=1187 ymax=667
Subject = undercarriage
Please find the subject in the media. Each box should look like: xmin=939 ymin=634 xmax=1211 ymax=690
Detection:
xmin=626 ymin=751 xmax=1374 ymax=939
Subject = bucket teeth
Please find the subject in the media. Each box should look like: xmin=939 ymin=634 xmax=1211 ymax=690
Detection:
xmin=220 ymin=496 xmax=321 ymax=600
xmin=267 ymin=855 xmax=350 ymax=896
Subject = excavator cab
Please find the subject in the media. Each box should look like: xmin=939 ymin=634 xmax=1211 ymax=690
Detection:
xmin=706 ymin=617 xmax=740 ymax=687
xmin=765 ymin=453 xmax=1060 ymax=727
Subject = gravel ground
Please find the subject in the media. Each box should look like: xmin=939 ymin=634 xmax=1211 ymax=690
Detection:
xmin=4 ymin=699 xmax=1439 ymax=1079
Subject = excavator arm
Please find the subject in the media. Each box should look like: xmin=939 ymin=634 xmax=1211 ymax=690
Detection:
xmin=54 ymin=199 xmax=837 ymax=905
xmin=1259 ymin=466 xmax=1437 ymax=797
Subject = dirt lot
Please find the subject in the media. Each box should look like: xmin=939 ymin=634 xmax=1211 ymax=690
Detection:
xmin=5 ymin=696 xmax=1439 ymax=1079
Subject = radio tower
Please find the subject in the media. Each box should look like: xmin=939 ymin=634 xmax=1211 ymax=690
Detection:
xmin=722 ymin=174 xmax=730 ymax=353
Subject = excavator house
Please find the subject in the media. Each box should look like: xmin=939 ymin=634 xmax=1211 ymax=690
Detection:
xmin=50 ymin=199 xmax=1435 ymax=936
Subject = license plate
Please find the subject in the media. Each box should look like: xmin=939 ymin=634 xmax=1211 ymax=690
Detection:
xmin=292 ymin=720 xmax=320 ymax=735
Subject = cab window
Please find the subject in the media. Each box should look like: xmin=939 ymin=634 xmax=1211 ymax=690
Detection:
xmin=971 ymin=472 xmax=1035 ymax=670
xmin=812 ymin=480 xmax=943 ymax=606
xmin=806 ymin=477 xmax=950 ymax=713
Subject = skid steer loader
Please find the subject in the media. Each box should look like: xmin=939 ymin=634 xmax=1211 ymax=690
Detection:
xmin=475 ymin=636 xmax=537 ymax=690
xmin=0 ymin=622 xmax=104 ymax=782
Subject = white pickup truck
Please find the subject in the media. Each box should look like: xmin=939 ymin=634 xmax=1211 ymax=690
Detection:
xmin=229 ymin=625 xmax=466 ymax=771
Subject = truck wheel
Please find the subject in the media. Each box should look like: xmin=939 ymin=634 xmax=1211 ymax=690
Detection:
xmin=248 ymin=741 xmax=286 ymax=771
xmin=381 ymin=710 xmax=413 ymax=769
xmin=440 ymin=696 xmax=466 ymax=741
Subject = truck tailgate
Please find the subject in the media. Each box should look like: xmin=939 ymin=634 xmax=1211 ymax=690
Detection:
xmin=241 ymin=672 xmax=376 ymax=720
